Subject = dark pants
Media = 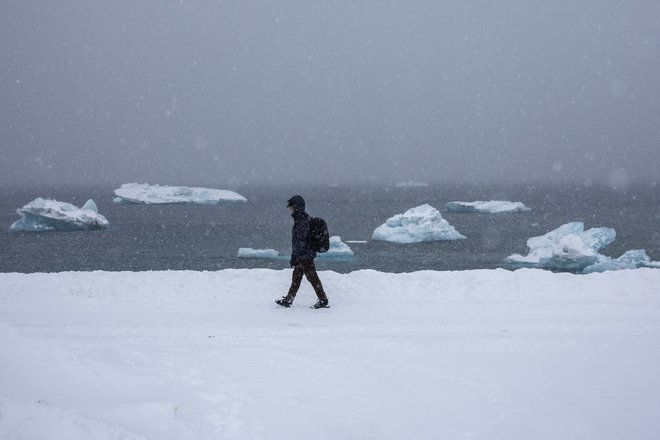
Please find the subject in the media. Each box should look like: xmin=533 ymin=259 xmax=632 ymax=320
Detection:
xmin=287 ymin=259 xmax=327 ymax=301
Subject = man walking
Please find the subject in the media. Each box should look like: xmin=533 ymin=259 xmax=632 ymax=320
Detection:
xmin=276 ymin=195 xmax=329 ymax=309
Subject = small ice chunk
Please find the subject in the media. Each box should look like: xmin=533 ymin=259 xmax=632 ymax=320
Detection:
xmin=372 ymin=204 xmax=466 ymax=243
xmin=445 ymin=200 xmax=531 ymax=214
xmin=318 ymin=236 xmax=354 ymax=258
xmin=583 ymin=249 xmax=653 ymax=273
xmin=237 ymin=248 xmax=279 ymax=259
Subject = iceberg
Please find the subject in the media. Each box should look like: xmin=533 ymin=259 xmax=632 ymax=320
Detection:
xmin=505 ymin=222 xmax=659 ymax=273
xmin=113 ymin=183 xmax=247 ymax=205
xmin=9 ymin=198 xmax=109 ymax=232
xmin=445 ymin=200 xmax=531 ymax=214
xmin=395 ymin=181 xmax=429 ymax=188
xmin=318 ymin=236 xmax=354 ymax=258
xmin=237 ymin=248 xmax=280 ymax=259
xmin=372 ymin=204 xmax=466 ymax=243
xmin=506 ymin=222 xmax=615 ymax=271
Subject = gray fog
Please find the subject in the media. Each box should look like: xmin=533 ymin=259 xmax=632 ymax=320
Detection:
xmin=2 ymin=1 xmax=659 ymax=188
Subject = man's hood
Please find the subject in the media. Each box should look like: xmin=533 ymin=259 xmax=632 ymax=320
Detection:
xmin=287 ymin=195 xmax=306 ymax=213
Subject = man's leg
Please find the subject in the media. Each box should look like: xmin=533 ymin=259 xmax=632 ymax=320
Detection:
xmin=301 ymin=260 xmax=328 ymax=301
xmin=286 ymin=263 xmax=305 ymax=301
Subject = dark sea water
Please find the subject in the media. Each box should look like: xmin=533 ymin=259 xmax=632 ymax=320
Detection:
xmin=1 ymin=183 xmax=659 ymax=274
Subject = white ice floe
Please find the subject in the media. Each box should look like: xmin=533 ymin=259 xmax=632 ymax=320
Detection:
xmin=237 ymin=248 xmax=280 ymax=259
xmin=395 ymin=181 xmax=429 ymax=187
xmin=445 ymin=200 xmax=531 ymax=213
xmin=583 ymin=249 xmax=659 ymax=273
xmin=506 ymin=221 xmax=659 ymax=273
xmin=9 ymin=198 xmax=109 ymax=232
xmin=113 ymin=183 xmax=247 ymax=205
xmin=237 ymin=237 xmax=353 ymax=260
xmin=372 ymin=204 xmax=466 ymax=243
xmin=1 ymin=268 xmax=660 ymax=439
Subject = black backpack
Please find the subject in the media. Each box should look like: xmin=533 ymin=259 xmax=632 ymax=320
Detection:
xmin=309 ymin=217 xmax=330 ymax=253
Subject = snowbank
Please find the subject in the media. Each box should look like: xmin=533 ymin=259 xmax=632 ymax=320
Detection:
xmin=9 ymin=198 xmax=109 ymax=232
xmin=1 ymin=268 xmax=659 ymax=440
xmin=445 ymin=200 xmax=531 ymax=213
xmin=372 ymin=204 xmax=466 ymax=243
xmin=113 ymin=183 xmax=247 ymax=204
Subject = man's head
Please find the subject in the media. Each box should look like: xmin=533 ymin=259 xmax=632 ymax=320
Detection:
xmin=287 ymin=195 xmax=305 ymax=213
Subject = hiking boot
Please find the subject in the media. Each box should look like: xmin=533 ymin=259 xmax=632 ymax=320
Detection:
xmin=275 ymin=297 xmax=292 ymax=308
xmin=311 ymin=299 xmax=329 ymax=309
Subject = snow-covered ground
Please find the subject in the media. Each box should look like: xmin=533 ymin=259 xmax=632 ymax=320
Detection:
xmin=1 ymin=268 xmax=659 ymax=440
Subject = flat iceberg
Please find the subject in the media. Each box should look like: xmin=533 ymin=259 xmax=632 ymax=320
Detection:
xmin=237 ymin=248 xmax=280 ymax=259
xmin=395 ymin=181 xmax=429 ymax=188
xmin=445 ymin=200 xmax=531 ymax=214
xmin=372 ymin=204 xmax=466 ymax=243
xmin=506 ymin=222 xmax=659 ymax=273
xmin=237 ymin=237 xmax=354 ymax=260
xmin=113 ymin=183 xmax=247 ymax=205
xmin=9 ymin=198 xmax=109 ymax=232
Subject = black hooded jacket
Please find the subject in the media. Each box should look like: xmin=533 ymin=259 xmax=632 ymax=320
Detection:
xmin=288 ymin=195 xmax=317 ymax=261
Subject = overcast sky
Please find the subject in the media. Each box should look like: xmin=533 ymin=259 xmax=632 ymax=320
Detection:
xmin=1 ymin=1 xmax=659 ymax=187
